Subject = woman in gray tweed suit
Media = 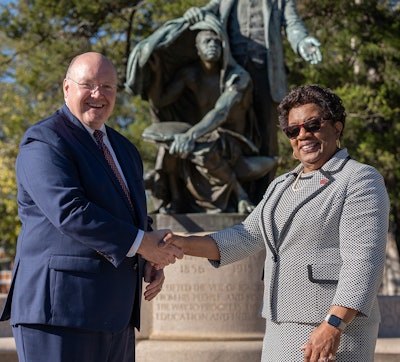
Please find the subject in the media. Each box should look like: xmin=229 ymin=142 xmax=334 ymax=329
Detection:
xmin=164 ymin=85 xmax=390 ymax=361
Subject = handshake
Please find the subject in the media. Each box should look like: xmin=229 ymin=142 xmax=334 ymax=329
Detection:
xmin=137 ymin=229 xmax=220 ymax=269
xmin=137 ymin=230 xmax=186 ymax=269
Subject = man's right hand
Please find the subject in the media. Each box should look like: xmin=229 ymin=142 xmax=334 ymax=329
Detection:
xmin=138 ymin=229 xmax=184 ymax=269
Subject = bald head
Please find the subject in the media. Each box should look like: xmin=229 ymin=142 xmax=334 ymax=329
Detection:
xmin=66 ymin=52 xmax=117 ymax=81
xmin=63 ymin=52 xmax=118 ymax=130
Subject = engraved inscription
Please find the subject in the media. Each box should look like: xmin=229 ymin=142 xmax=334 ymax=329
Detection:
xmin=154 ymin=274 xmax=263 ymax=322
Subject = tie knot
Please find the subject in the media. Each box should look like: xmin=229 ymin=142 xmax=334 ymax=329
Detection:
xmin=93 ymin=130 xmax=104 ymax=144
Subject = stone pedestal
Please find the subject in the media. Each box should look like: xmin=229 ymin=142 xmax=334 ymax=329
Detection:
xmin=378 ymin=295 xmax=400 ymax=338
xmin=137 ymin=213 xmax=265 ymax=361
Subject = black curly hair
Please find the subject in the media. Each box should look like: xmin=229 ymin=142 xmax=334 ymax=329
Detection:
xmin=277 ymin=85 xmax=346 ymax=137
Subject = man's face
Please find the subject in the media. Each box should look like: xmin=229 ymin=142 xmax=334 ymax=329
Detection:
xmin=63 ymin=53 xmax=118 ymax=130
xmin=196 ymin=30 xmax=222 ymax=63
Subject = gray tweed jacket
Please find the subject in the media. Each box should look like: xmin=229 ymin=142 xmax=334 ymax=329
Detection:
xmin=211 ymin=148 xmax=390 ymax=326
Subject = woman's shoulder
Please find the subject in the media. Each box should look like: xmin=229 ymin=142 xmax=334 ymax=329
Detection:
xmin=341 ymin=158 xmax=388 ymax=201
xmin=344 ymin=157 xmax=384 ymax=180
xmin=327 ymin=148 xmax=383 ymax=179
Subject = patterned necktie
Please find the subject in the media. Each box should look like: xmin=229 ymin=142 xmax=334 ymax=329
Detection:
xmin=93 ymin=130 xmax=134 ymax=210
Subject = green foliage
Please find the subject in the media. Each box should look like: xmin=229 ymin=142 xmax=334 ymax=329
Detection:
xmin=0 ymin=85 xmax=22 ymax=256
xmin=0 ymin=140 xmax=20 ymax=258
xmin=1 ymin=0 xmax=400 ymax=256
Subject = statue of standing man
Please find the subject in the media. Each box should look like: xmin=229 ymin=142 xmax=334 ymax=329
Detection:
xmin=184 ymin=0 xmax=322 ymax=202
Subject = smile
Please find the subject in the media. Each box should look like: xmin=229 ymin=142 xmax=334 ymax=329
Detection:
xmin=88 ymin=103 xmax=104 ymax=109
xmin=300 ymin=142 xmax=319 ymax=152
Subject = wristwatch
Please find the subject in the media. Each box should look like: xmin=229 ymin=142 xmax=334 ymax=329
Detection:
xmin=325 ymin=314 xmax=347 ymax=331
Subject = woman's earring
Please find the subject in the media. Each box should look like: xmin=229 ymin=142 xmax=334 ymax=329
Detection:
xmin=293 ymin=151 xmax=298 ymax=159
xmin=336 ymin=139 xmax=341 ymax=149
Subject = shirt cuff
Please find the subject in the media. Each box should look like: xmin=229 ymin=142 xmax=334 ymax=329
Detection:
xmin=126 ymin=229 xmax=144 ymax=257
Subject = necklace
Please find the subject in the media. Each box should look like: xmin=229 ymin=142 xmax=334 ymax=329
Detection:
xmin=291 ymin=169 xmax=304 ymax=192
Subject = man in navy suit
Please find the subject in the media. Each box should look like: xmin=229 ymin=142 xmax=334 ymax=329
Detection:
xmin=0 ymin=52 xmax=183 ymax=362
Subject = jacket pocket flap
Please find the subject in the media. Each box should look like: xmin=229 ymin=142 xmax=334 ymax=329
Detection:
xmin=307 ymin=264 xmax=340 ymax=284
xmin=49 ymin=255 xmax=100 ymax=273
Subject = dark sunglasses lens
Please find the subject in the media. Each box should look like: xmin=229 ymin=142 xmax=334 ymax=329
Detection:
xmin=284 ymin=126 xmax=300 ymax=138
xmin=304 ymin=119 xmax=322 ymax=132
xmin=284 ymin=118 xmax=323 ymax=138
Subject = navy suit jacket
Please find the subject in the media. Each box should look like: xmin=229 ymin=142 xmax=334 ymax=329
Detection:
xmin=1 ymin=104 xmax=150 ymax=332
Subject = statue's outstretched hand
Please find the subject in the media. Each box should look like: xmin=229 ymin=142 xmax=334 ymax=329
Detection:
xmin=183 ymin=7 xmax=204 ymax=24
xmin=298 ymin=36 xmax=322 ymax=65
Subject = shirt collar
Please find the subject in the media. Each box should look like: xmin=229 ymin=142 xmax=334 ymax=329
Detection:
xmin=81 ymin=122 xmax=107 ymax=137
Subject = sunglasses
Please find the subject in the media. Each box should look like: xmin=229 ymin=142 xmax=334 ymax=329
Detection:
xmin=283 ymin=117 xmax=328 ymax=139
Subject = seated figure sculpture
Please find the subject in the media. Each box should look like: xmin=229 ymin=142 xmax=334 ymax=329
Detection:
xmin=126 ymin=14 xmax=276 ymax=214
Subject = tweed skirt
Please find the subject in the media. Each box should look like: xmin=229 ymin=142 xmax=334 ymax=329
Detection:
xmin=261 ymin=319 xmax=379 ymax=361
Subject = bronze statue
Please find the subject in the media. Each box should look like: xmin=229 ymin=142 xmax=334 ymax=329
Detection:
xmin=126 ymin=14 xmax=276 ymax=214
xmin=184 ymin=0 xmax=322 ymax=201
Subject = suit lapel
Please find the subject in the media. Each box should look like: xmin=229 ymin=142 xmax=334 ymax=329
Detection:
xmin=262 ymin=150 xmax=351 ymax=252
xmin=61 ymin=107 xmax=137 ymax=220
xmin=106 ymin=128 xmax=142 ymax=223
xmin=275 ymin=170 xmax=333 ymax=250
xmin=259 ymin=174 xmax=294 ymax=256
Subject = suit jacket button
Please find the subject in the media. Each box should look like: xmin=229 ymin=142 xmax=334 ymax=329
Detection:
xmin=133 ymin=263 xmax=138 ymax=270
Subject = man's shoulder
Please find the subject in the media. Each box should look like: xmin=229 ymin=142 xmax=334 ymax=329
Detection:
xmin=22 ymin=108 xmax=64 ymax=137
xmin=20 ymin=107 xmax=84 ymax=149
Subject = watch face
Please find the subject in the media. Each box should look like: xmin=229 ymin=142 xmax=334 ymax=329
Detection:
xmin=329 ymin=315 xmax=341 ymax=327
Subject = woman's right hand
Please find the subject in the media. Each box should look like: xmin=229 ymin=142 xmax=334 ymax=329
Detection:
xmin=160 ymin=232 xmax=186 ymax=250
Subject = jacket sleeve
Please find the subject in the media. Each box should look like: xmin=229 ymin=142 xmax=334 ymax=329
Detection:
xmin=333 ymin=163 xmax=390 ymax=315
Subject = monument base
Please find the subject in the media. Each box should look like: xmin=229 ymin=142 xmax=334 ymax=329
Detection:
xmin=137 ymin=213 xmax=265 ymax=361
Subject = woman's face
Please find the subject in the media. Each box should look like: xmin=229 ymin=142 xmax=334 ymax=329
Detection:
xmin=288 ymin=103 xmax=343 ymax=173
